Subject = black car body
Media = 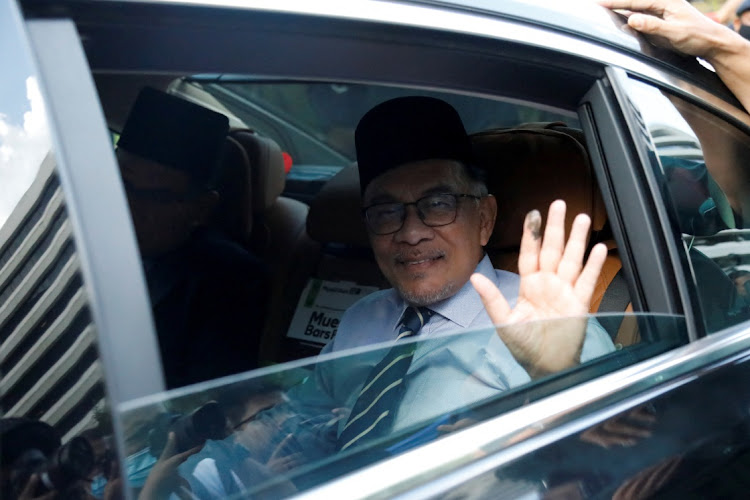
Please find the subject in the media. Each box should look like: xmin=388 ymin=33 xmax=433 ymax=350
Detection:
xmin=3 ymin=0 xmax=750 ymax=498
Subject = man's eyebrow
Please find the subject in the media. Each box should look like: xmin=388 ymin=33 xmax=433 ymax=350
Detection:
xmin=365 ymin=193 xmax=398 ymax=205
xmin=365 ymin=184 xmax=459 ymax=205
xmin=421 ymin=184 xmax=457 ymax=196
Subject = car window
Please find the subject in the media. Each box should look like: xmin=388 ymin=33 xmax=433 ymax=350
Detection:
xmin=0 ymin=4 xmax=122 ymax=498
xmin=112 ymin=77 xmax=700 ymax=387
xmin=624 ymin=78 xmax=750 ymax=334
xmin=187 ymin=80 xmax=579 ymax=164
xmin=118 ymin=313 xmax=686 ymax=498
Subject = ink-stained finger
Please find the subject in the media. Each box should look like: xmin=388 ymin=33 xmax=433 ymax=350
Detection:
xmin=518 ymin=209 xmax=542 ymax=276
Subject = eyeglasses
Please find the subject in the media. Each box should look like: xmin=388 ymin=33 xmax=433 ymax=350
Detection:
xmin=362 ymin=193 xmax=481 ymax=235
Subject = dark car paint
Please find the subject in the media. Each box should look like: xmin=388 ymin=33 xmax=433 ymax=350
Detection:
xmin=12 ymin=0 xmax=750 ymax=498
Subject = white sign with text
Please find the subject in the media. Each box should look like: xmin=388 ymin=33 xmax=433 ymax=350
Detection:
xmin=286 ymin=279 xmax=379 ymax=345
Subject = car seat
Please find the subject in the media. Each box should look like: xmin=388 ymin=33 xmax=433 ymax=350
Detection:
xmin=226 ymin=129 xmax=320 ymax=364
xmin=471 ymin=122 xmax=636 ymax=345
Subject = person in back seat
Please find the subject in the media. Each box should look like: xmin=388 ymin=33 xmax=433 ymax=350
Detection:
xmin=293 ymin=96 xmax=615 ymax=452
xmin=116 ymin=87 xmax=269 ymax=389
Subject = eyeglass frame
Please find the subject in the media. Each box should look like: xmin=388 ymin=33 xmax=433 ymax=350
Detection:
xmin=362 ymin=192 xmax=483 ymax=235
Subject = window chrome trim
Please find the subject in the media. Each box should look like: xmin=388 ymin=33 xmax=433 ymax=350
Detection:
xmin=293 ymin=317 xmax=750 ymax=499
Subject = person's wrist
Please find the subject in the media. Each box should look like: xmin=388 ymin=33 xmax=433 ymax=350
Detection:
xmin=704 ymin=24 xmax=749 ymax=63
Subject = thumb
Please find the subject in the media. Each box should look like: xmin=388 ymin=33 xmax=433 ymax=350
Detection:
xmin=471 ymin=273 xmax=511 ymax=325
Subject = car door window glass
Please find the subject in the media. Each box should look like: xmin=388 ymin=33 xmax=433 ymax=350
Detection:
xmin=0 ymin=5 xmax=123 ymax=498
xmin=624 ymin=78 xmax=750 ymax=334
xmin=119 ymin=313 xmax=686 ymax=498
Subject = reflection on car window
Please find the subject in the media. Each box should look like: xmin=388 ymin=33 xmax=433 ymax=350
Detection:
xmin=189 ymin=81 xmax=579 ymax=166
xmin=120 ymin=314 xmax=685 ymax=499
xmin=0 ymin=4 xmax=122 ymax=498
xmin=625 ymin=78 xmax=750 ymax=333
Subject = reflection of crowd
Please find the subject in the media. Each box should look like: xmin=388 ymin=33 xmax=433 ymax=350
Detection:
xmin=0 ymin=417 xmax=118 ymax=500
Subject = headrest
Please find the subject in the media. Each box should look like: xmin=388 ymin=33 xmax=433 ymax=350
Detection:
xmin=210 ymin=136 xmax=253 ymax=243
xmin=229 ymin=129 xmax=286 ymax=212
xmin=355 ymin=96 xmax=473 ymax=194
xmin=473 ymin=123 xmax=606 ymax=249
xmin=306 ymin=123 xmax=605 ymax=250
xmin=307 ymin=165 xmax=370 ymax=246
xmin=118 ymin=87 xmax=229 ymax=185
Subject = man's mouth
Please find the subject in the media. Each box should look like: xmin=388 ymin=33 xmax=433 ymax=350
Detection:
xmin=395 ymin=252 xmax=445 ymax=267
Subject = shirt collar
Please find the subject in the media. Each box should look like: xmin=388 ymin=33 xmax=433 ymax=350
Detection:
xmin=394 ymin=254 xmax=495 ymax=329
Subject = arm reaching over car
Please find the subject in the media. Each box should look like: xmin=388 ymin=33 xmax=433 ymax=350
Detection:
xmin=471 ymin=200 xmax=608 ymax=378
xmin=597 ymin=0 xmax=750 ymax=113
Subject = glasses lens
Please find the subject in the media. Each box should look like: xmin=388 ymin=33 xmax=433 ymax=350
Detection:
xmin=418 ymin=194 xmax=457 ymax=226
xmin=366 ymin=203 xmax=405 ymax=234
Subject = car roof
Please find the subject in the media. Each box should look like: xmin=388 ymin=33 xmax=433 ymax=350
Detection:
xmin=19 ymin=0 xmax=739 ymax=111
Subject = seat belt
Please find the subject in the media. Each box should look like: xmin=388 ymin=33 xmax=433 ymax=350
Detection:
xmin=596 ymin=268 xmax=630 ymax=340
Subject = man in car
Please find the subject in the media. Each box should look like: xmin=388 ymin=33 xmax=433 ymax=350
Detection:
xmin=293 ymin=96 xmax=614 ymax=453
xmin=116 ymin=87 xmax=269 ymax=389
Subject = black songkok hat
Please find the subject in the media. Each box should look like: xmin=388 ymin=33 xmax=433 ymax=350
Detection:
xmin=117 ymin=87 xmax=229 ymax=185
xmin=738 ymin=0 xmax=750 ymax=16
xmin=355 ymin=96 xmax=473 ymax=194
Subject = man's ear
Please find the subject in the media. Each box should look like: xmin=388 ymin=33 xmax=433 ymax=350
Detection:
xmin=193 ymin=190 xmax=220 ymax=226
xmin=735 ymin=19 xmax=741 ymax=32
xmin=479 ymin=194 xmax=497 ymax=246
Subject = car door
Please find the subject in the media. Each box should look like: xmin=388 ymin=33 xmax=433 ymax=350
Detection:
xmin=12 ymin=0 xmax=750 ymax=498
xmin=358 ymin=31 xmax=750 ymax=500
xmin=1 ymin=1 xmax=163 ymax=497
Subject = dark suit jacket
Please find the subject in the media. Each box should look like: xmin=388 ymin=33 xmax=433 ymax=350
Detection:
xmin=144 ymin=228 xmax=269 ymax=389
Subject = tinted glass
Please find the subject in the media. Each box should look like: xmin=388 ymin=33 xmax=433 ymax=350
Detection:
xmin=0 ymin=5 xmax=121 ymax=498
xmin=119 ymin=314 xmax=685 ymax=498
xmin=625 ymin=78 xmax=750 ymax=333
xmin=185 ymin=81 xmax=579 ymax=166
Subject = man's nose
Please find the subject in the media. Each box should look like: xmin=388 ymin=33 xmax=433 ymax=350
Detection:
xmin=394 ymin=205 xmax=434 ymax=244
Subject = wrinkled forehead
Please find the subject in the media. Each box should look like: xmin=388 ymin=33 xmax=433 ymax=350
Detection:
xmin=363 ymin=159 xmax=468 ymax=204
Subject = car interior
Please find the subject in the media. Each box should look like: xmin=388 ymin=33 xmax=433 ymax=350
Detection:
xmin=93 ymin=74 xmax=646 ymax=366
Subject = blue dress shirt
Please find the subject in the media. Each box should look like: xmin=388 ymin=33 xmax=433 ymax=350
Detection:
xmin=301 ymin=254 xmax=615 ymax=434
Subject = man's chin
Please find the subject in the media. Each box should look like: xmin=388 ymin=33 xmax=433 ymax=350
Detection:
xmin=397 ymin=281 xmax=458 ymax=307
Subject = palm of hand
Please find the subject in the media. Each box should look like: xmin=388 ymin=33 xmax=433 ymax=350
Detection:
xmin=472 ymin=201 xmax=606 ymax=378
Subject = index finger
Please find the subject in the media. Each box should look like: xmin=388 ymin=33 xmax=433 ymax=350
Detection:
xmin=595 ymin=0 xmax=667 ymax=15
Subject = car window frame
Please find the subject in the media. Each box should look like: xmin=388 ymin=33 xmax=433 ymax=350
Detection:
xmin=19 ymin=1 xmax=750 ymax=497
xmin=605 ymin=66 xmax=750 ymax=340
xmin=22 ymin=18 xmax=165 ymax=486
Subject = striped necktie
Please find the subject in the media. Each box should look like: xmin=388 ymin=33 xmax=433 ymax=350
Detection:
xmin=338 ymin=306 xmax=432 ymax=451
